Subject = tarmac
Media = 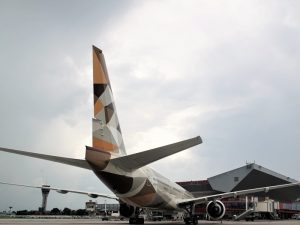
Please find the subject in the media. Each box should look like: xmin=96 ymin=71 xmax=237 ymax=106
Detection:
xmin=0 ymin=219 xmax=299 ymax=225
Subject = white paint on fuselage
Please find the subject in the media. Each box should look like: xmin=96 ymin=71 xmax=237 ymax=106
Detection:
xmin=102 ymin=160 xmax=193 ymax=210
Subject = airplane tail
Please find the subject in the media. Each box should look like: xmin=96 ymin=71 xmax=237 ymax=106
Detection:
xmin=89 ymin=46 xmax=126 ymax=157
xmin=0 ymin=46 xmax=202 ymax=173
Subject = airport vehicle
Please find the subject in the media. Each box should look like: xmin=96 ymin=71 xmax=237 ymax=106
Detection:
xmin=292 ymin=214 xmax=300 ymax=220
xmin=0 ymin=46 xmax=299 ymax=224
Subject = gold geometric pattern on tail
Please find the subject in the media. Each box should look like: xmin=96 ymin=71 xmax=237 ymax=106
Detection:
xmin=92 ymin=46 xmax=126 ymax=155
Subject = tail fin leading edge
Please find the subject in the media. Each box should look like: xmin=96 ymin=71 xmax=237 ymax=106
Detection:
xmin=91 ymin=46 xmax=126 ymax=156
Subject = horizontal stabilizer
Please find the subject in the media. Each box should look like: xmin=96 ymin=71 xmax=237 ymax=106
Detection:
xmin=111 ymin=136 xmax=202 ymax=171
xmin=0 ymin=181 xmax=117 ymax=200
xmin=0 ymin=147 xmax=91 ymax=170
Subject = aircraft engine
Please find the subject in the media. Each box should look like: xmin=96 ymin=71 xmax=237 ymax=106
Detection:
xmin=206 ymin=200 xmax=226 ymax=220
xmin=119 ymin=203 xmax=135 ymax=218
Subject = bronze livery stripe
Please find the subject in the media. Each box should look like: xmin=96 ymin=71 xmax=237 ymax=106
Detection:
xmin=93 ymin=47 xmax=108 ymax=84
xmin=94 ymin=98 xmax=104 ymax=116
xmin=85 ymin=146 xmax=111 ymax=170
xmin=104 ymin=103 xmax=115 ymax=123
xmin=127 ymin=179 xmax=156 ymax=206
xmin=93 ymin=137 xmax=118 ymax=152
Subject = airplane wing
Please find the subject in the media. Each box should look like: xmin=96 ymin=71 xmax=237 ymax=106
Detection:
xmin=0 ymin=147 xmax=91 ymax=170
xmin=0 ymin=181 xmax=118 ymax=200
xmin=111 ymin=136 xmax=202 ymax=171
xmin=177 ymin=182 xmax=300 ymax=207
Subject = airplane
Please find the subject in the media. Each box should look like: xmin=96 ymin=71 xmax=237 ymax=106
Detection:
xmin=0 ymin=46 xmax=299 ymax=224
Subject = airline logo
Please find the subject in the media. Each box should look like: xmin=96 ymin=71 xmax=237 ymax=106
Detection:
xmin=92 ymin=46 xmax=126 ymax=156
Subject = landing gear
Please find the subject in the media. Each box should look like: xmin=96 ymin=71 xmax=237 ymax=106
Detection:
xmin=129 ymin=217 xmax=144 ymax=224
xmin=184 ymin=216 xmax=198 ymax=225
xmin=129 ymin=207 xmax=144 ymax=224
xmin=183 ymin=204 xmax=198 ymax=225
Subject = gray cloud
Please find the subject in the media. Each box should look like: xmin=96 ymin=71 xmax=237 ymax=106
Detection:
xmin=0 ymin=0 xmax=300 ymax=211
xmin=0 ymin=0 xmax=134 ymax=211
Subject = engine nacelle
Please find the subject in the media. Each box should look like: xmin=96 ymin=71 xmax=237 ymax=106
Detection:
xmin=206 ymin=200 xmax=226 ymax=220
xmin=119 ymin=203 xmax=136 ymax=218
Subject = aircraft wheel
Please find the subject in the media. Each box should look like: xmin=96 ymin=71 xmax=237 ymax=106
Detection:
xmin=129 ymin=217 xmax=144 ymax=224
xmin=192 ymin=218 xmax=198 ymax=225
xmin=184 ymin=216 xmax=198 ymax=225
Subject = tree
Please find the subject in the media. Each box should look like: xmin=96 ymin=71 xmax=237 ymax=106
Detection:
xmin=50 ymin=208 xmax=61 ymax=215
xmin=76 ymin=209 xmax=88 ymax=216
xmin=62 ymin=207 xmax=71 ymax=215
xmin=16 ymin=210 xmax=28 ymax=215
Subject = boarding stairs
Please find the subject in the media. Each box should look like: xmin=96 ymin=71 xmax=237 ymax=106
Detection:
xmin=234 ymin=208 xmax=254 ymax=221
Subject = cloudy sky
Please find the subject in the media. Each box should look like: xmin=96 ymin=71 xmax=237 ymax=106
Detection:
xmin=0 ymin=0 xmax=299 ymax=211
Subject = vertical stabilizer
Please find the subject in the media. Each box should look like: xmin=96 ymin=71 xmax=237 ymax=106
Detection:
xmin=91 ymin=46 xmax=126 ymax=156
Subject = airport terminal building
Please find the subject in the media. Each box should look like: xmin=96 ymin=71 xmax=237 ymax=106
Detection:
xmin=176 ymin=163 xmax=300 ymax=219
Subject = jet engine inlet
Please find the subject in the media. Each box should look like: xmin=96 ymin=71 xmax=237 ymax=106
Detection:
xmin=206 ymin=200 xmax=226 ymax=220
xmin=120 ymin=203 xmax=135 ymax=218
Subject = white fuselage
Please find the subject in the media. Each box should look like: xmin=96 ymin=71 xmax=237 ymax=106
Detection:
xmin=94 ymin=159 xmax=194 ymax=210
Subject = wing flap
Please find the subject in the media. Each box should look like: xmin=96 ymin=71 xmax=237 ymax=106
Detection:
xmin=111 ymin=136 xmax=202 ymax=171
xmin=0 ymin=147 xmax=91 ymax=170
